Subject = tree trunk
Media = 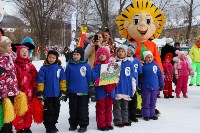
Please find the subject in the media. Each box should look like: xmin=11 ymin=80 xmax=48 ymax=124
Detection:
xmin=186 ymin=0 xmax=193 ymax=44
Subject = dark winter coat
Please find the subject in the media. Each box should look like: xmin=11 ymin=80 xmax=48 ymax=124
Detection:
xmin=160 ymin=44 xmax=175 ymax=62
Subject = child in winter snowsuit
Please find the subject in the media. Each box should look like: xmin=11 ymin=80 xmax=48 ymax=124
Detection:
xmin=113 ymin=45 xmax=137 ymax=127
xmin=127 ymin=44 xmax=142 ymax=122
xmin=65 ymin=47 xmax=92 ymax=133
xmin=163 ymin=53 xmax=174 ymax=98
xmin=37 ymin=50 xmax=67 ymax=133
xmin=189 ymin=39 xmax=200 ymax=86
xmin=0 ymin=36 xmax=19 ymax=133
xmin=141 ymin=51 xmax=164 ymax=121
xmin=14 ymin=46 xmax=37 ymax=133
xmin=174 ymin=50 xmax=194 ymax=98
xmin=93 ymin=47 xmax=116 ymax=131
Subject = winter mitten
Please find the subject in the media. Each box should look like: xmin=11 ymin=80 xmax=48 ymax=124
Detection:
xmin=102 ymin=83 xmax=117 ymax=94
xmin=159 ymin=87 xmax=164 ymax=91
xmin=94 ymin=78 xmax=100 ymax=86
xmin=0 ymin=66 xmax=6 ymax=75
xmin=37 ymin=91 xmax=45 ymax=101
xmin=137 ymin=84 xmax=142 ymax=95
xmin=59 ymin=93 xmax=67 ymax=102
xmin=88 ymin=84 xmax=94 ymax=97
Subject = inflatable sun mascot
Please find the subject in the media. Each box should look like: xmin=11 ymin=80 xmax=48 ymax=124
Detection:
xmin=116 ymin=0 xmax=166 ymax=72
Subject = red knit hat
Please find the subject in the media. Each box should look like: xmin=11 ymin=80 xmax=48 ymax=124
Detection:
xmin=16 ymin=46 xmax=29 ymax=58
xmin=95 ymin=47 xmax=110 ymax=64
xmin=164 ymin=53 xmax=173 ymax=62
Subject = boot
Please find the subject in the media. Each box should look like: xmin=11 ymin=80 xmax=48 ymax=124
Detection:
xmin=150 ymin=116 xmax=158 ymax=120
xmin=16 ymin=129 xmax=26 ymax=133
xmin=97 ymin=127 xmax=108 ymax=131
xmin=78 ymin=127 xmax=87 ymax=133
xmin=164 ymin=95 xmax=169 ymax=98
xmin=69 ymin=126 xmax=77 ymax=131
xmin=106 ymin=126 xmax=113 ymax=130
xmin=123 ymin=122 xmax=131 ymax=126
xmin=176 ymin=94 xmax=180 ymax=98
xmin=143 ymin=117 xmax=150 ymax=121
xmin=114 ymin=123 xmax=124 ymax=127
xmin=183 ymin=94 xmax=188 ymax=98
xmin=168 ymin=95 xmax=174 ymax=98
xmin=189 ymin=84 xmax=193 ymax=86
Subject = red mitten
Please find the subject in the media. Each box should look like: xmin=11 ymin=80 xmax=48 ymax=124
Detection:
xmin=102 ymin=83 xmax=117 ymax=94
xmin=94 ymin=78 xmax=101 ymax=86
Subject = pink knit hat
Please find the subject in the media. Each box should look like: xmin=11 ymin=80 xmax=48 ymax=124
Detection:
xmin=16 ymin=45 xmax=29 ymax=58
xmin=175 ymin=50 xmax=187 ymax=58
xmin=95 ymin=47 xmax=110 ymax=64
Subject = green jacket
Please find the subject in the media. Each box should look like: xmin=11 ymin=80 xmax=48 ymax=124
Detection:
xmin=189 ymin=44 xmax=200 ymax=62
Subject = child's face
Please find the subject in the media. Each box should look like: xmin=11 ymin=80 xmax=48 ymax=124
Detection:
xmin=73 ymin=53 xmax=81 ymax=61
xmin=179 ymin=54 xmax=185 ymax=60
xmin=48 ymin=54 xmax=57 ymax=64
xmin=6 ymin=43 xmax=12 ymax=54
xmin=98 ymin=53 xmax=106 ymax=61
xmin=145 ymin=54 xmax=153 ymax=63
xmin=117 ymin=48 xmax=126 ymax=59
xmin=20 ymin=48 xmax=29 ymax=58
xmin=165 ymin=59 xmax=170 ymax=63
xmin=127 ymin=49 xmax=133 ymax=57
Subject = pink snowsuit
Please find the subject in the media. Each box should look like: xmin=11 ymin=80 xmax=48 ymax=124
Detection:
xmin=174 ymin=54 xmax=194 ymax=96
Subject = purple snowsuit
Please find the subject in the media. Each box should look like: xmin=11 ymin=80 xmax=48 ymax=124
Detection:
xmin=141 ymin=61 xmax=164 ymax=118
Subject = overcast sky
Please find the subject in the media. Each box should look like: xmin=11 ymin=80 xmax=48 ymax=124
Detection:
xmin=2 ymin=0 xmax=200 ymax=16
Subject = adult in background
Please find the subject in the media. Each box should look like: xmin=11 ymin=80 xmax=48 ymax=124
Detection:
xmin=84 ymin=34 xmax=93 ymax=50
xmin=63 ymin=46 xmax=72 ymax=62
xmin=84 ymin=32 xmax=105 ymax=102
xmin=160 ymin=38 xmax=175 ymax=63
xmin=103 ymin=29 xmax=116 ymax=58
xmin=189 ymin=39 xmax=200 ymax=86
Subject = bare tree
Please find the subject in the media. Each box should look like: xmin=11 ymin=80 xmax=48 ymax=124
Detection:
xmin=12 ymin=0 xmax=72 ymax=59
xmin=183 ymin=0 xmax=200 ymax=43
xmin=118 ymin=0 xmax=132 ymax=14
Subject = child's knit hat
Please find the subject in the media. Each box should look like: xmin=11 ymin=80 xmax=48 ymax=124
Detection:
xmin=143 ymin=50 xmax=153 ymax=59
xmin=164 ymin=53 xmax=173 ymax=62
xmin=96 ymin=47 xmax=110 ymax=63
xmin=47 ymin=50 xmax=59 ymax=59
xmin=73 ymin=47 xmax=84 ymax=61
xmin=116 ymin=44 xmax=128 ymax=56
xmin=16 ymin=46 xmax=29 ymax=59
xmin=128 ymin=44 xmax=136 ymax=54
xmin=175 ymin=50 xmax=187 ymax=58
xmin=166 ymin=38 xmax=174 ymax=46
xmin=0 ymin=36 xmax=12 ymax=54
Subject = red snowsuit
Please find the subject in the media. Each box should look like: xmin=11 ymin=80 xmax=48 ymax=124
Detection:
xmin=14 ymin=57 xmax=37 ymax=130
xmin=163 ymin=62 xmax=174 ymax=96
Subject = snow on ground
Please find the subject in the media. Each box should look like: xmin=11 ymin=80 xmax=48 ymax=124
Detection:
xmin=29 ymin=58 xmax=200 ymax=133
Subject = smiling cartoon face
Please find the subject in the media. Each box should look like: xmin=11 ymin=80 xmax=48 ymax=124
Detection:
xmin=127 ymin=12 xmax=157 ymax=42
xmin=115 ymin=0 xmax=166 ymax=42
